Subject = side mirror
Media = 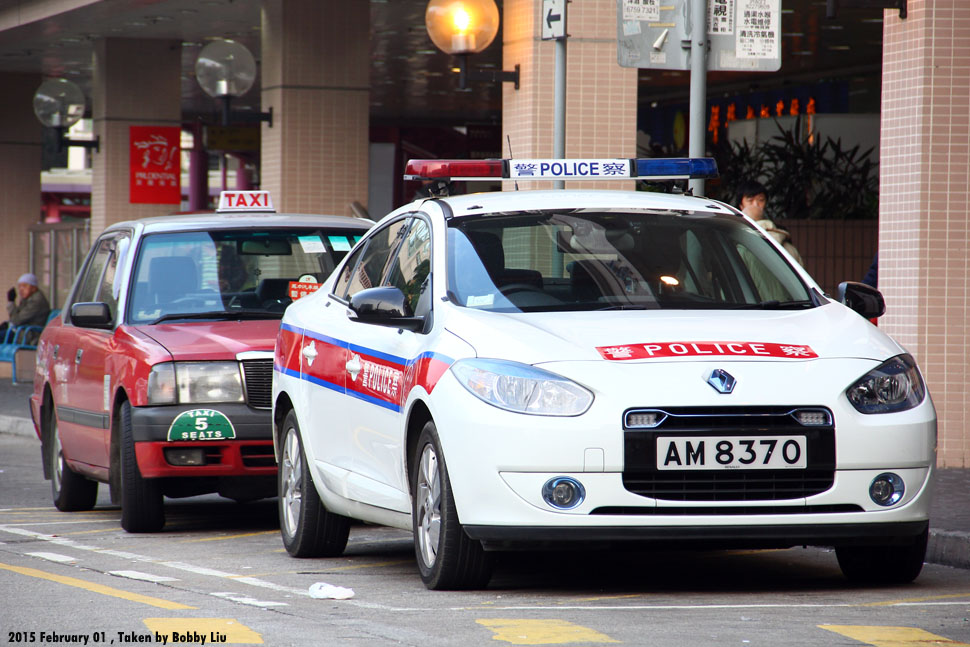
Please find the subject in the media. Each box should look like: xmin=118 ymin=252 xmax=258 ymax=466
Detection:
xmin=837 ymin=281 xmax=885 ymax=320
xmin=348 ymin=287 xmax=425 ymax=332
xmin=70 ymin=302 xmax=113 ymax=329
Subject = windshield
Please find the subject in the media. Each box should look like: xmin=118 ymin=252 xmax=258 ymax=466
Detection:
xmin=447 ymin=209 xmax=812 ymax=313
xmin=127 ymin=228 xmax=364 ymax=324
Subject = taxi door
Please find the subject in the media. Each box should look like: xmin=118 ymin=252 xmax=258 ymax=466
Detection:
xmin=53 ymin=233 xmax=129 ymax=470
xmin=308 ymin=216 xmax=430 ymax=514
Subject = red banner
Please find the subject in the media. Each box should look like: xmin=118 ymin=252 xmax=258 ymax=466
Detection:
xmin=596 ymin=341 xmax=818 ymax=361
xmin=130 ymin=126 xmax=181 ymax=204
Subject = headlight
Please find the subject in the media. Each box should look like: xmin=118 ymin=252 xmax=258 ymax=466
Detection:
xmin=451 ymin=358 xmax=593 ymax=416
xmin=146 ymin=361 xmax=243 ymax=405
xmin=147 ymin=363 xmax=176 ymax=404
xmin=846 ymin=354 xmax=926 ymax=414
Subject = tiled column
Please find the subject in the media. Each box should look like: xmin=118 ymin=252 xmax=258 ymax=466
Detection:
xmin=503 ymin=0 xmax=638 ymax=190
xmin=260 ymin=0 xmax=369 ymax=216
xmin=880 ymin=1 xmax=970 ymax=467
xmin=0 ymin=73 xmax=41 ymax=291
xmin=91 ymin=38 xmax=182 ymax=235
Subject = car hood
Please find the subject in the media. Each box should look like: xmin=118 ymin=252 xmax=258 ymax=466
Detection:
xmin=444 ymin=302 xmax=905 ymax=366
xmin=131 ymin=319 xmax=280 ymax=361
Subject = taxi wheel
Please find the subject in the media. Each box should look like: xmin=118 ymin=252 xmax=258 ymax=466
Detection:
xmin=411 ymin=421 xmax=493 ymax=590
xmin=835 ymin=527 xmax=928 ymax=584
xmin=118 ymin=401 xmax=165 ymax=533
xmin=278 ymin=410 xmax=350 ymax=557
xmin=49 ymin=412 xmax=98 ymax=512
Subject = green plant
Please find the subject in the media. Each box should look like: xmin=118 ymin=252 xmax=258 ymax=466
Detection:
xmin=711 ymin=117 xmax=878 ymax=220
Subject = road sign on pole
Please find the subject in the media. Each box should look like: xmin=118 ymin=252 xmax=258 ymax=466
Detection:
xmin=542 ymin=0 xmax=566 ymax=40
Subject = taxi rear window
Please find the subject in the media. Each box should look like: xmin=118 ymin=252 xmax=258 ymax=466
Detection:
xmin=446 ymin=210 xmax=813 ymax=313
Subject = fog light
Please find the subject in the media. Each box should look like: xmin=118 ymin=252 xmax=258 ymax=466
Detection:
xmin=541 ymin=477 xmax=585 ymax=510
xmin=165 ymin=448 xmax=205 ymax=466
xmin=869 ymin=472 xmax=904 ymax=506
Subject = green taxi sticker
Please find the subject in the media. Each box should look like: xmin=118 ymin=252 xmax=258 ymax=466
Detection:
xmin=167 ymin=409 xmax=236 ymax=442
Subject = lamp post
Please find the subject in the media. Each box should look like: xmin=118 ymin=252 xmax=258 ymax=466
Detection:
xmin=195 ymin=39 xmax=272 ymax=127
xmin=32 ymin=78 xmax=99 ymax=152
xmin=425 ymin=0 xmax=519 ymax=90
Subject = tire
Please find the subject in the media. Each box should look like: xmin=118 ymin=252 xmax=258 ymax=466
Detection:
xmin=411 ymin=420 xmax=493 ymax=590
xmin=49 ymin=410 xmax=98 ymax=512
xmin=118 ymin=401 xmax=165 ymax=533
xmin=278 ymin=410 xmax=350 ymax=557
xmin=836 ymin=527 xmax=928 ymax=584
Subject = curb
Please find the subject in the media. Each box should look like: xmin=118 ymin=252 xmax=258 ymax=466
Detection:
xmin=0 ymin=414 xmax=34 ymax=439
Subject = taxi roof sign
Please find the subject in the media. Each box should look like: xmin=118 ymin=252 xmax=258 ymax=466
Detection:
xmin=403 ymin=158 xmax=718 ymax=182
xmin=217 ymin=190 xmax=275 ymax=213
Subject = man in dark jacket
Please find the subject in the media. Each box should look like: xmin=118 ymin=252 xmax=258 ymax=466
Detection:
xmin=2 ymin=273 xmax=51 ymax=344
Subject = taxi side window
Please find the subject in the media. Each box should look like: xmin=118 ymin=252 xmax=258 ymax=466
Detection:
xmin=72 ymin=233 xmax=130 ymax=324
xmin=339 ymin=218 xmax=411 ymax=300
xmin=384 ymin=218 xmax=432 ymax=316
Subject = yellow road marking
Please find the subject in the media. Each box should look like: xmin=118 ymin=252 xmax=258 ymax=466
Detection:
xmin=820 ymin=625 xmax=970 ymax=646
xmin=862 ymin=592 xmax=970 ymax=607
xmin=62 ymin=527 xmax=119 ymax=535
xmin=180 ymin=530 xmax=278 ymax=543
xmin=569 ymin=593 xmax=643 ymax=603
xmin=0 ymin=562 xmax=195 ymax=610
xmin=143 ymin=619 xmax=262 ymax=644
xmin=477 ymin=619 xmax=619 ymax=645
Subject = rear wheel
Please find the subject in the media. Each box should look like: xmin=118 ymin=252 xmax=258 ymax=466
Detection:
xmin=836 ymin=527 xmax=928 ymax=584
xmin=49 ymin=411 xmax=98 ymax=512
xmin=278 ymin=410 xmax=350 ymax=557
xmin=118 ymin=401 xmax=165 ymax=533
xmin=411 ymin=420 xmax=492 ymax=590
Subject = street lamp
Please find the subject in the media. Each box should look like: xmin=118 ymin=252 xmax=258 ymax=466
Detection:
xmin=425 ymin=0 xmax=518 ymax=90
xmin=195 ymin=39 xmax=272 ymax=127
xmin=32 ymin=78 xmax=100 ymax=152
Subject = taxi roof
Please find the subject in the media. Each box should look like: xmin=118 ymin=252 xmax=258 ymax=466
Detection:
xmin=424 ymin=189 xmax=739 ymax=220
xmin=101 ymin=212 xmax=373 ymax=236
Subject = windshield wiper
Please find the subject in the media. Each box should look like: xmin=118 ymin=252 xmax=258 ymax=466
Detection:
xmin=149 ymin=310 xmax=283 ymax=325
xmin=595 ymin=304 xmax=652 ymax=311
xmin=727 ymin=299 xmax=815 ymax=310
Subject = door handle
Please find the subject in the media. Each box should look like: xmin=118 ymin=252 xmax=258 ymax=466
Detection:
xmin=75 ymin=349 xmax=83 ymax=365
xmin=53 ymin=344 xmax=59 ymax=358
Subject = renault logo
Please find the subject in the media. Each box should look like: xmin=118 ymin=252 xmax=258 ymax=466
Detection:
xmin=707 ymin=368 xmax=736 ymax=394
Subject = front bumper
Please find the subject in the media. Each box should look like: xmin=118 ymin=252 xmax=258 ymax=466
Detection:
xmin=130 ymin=403 xmax=275 ymax=478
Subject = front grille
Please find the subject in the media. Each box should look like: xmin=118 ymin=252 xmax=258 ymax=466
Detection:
xmin=622 ymin=406 xmax=835 ymax=502
xmin=241 ymin=359 xmax=273 ymax=409
xmin=240 ymin=443 xmax=276 ymax=468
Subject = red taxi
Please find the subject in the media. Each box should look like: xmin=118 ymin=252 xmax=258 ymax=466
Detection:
xmin=30 ymin=191 xmax=371 ymax=532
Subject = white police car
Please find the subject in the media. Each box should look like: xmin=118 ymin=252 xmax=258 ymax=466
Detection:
xmin=272 ymin=158 xmax=936 ymax=589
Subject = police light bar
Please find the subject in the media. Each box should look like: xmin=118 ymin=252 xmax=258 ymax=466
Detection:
xmin=217 ymin=190 xmax=275 ymax=213
xmin=403 ymin=158 xmax=718 ymax=182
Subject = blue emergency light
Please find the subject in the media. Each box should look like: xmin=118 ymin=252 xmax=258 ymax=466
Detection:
xmin=404 ymin=158 xmax=718 ymax=182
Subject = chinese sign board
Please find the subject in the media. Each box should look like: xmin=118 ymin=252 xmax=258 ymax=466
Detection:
xmin=617 ymin=0 xmax=780 ymax=72
xmin=129 ymin=126 xmax=180 ymax=204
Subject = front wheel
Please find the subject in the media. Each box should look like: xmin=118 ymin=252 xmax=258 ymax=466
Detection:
xmin=49 ymin=410 xmax=98 ymax=512
xmin=118 ymin=401 xmax=165 ymax=533
xmin=836 ymin=527 xmax=928 ymax=584
xmin=278 ymin=410 xmax=350 ymax=557
xmin=411 ymin=420 xmax=493 ymax=590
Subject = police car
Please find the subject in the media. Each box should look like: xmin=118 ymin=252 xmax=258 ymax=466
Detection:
xmin=31 ymin=191 xmax=372 ymax=532
xmin=271 ymin=159 xmax=936 ymax=589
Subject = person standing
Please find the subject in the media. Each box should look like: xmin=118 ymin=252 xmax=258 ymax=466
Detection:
xmin=3 ymin=273 xmax=52 ymax=343
xmin=738 ymin=180 xmax=805 ymax=267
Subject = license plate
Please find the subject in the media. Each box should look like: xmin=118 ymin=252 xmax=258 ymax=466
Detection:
xmin=656 ymin=436 xmax=807 ymax=470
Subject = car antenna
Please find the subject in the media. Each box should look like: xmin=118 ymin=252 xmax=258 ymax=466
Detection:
xmin=507 ymin=135 xmax=519 ymax=191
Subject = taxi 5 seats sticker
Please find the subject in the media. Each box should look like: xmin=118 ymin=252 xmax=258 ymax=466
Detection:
xmin=167 ymin=409 xmax=236 ymax=441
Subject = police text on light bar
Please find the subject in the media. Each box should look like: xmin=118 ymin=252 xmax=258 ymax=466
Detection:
xmin=403 ymin=158 xmax=718 ymax=182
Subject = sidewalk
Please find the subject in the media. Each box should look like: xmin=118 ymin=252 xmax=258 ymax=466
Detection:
xmin=1 ymin=379 xmax=967 ymax=571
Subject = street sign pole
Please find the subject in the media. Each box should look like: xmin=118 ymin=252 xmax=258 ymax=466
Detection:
xmin=687 ymin=0 xmax=707 ymax=196
xmin=544 ymin=0 xmax=567 ymax=189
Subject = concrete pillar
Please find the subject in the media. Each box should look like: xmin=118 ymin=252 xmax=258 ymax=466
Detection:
xmin=503 ymin=0 xmax=638 ymax=190
xmin=880 ymin=1 xmax=970 ymax=467
xmin=0 ymin=73 xmax=42 ymax=294
xmin=91 ymin=38 xmax=182 ymax=235
xmin=260 ymin=0 xmax=370 ymax=216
